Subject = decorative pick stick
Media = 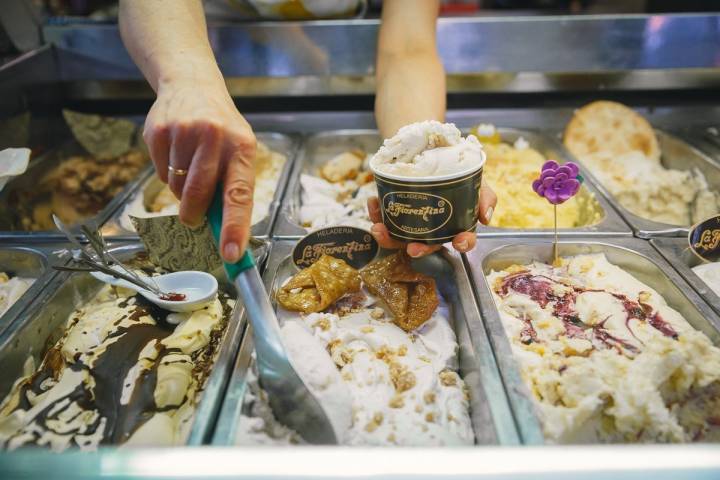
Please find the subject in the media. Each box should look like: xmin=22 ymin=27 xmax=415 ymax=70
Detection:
xmin=531 ymin=160 xmax=583 ymax=263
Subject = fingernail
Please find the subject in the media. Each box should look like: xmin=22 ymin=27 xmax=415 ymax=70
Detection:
xmin=457 ymin=240 xmax=469 ymax=251
xmin=408 ymin=247 xmax=423 ymax=258
xmin=370 ymin=224 xmax=383 ymax=237
xmin=223 ymin=243 xmax=240 ymax=263
xmin=485 ymin=207 xmax=494 ymax=223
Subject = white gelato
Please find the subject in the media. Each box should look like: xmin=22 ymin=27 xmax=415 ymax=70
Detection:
xmin=236 ymin=289 xmax=474 ymax=446
xmin=487 ymin=253 xmax=720 ymax=443
xmin=299 ymin=149 xmax=376 ymax=231
xmin=0 ymin=273 xmax=33 ymax=317
xmin=120 ymin=141 xmax=286 ymax=231
xmin=577 ymin=150 xmax=719 ymax=226
xmin=370 ymin=121 xmax=485 ymax=179
xmin=0 ymin=281 xmax=234 ymax=451
xmin=693 ymin=262 xmax=720 ymax=297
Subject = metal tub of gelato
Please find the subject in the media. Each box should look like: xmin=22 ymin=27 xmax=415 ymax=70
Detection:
xmin=0 ymin=242 xmax=269 ymax=451
xmin=274 ymin=130 xmax=382 ymax=237
xmin=465 ymin=237 xmax=720 ymax=444
xmin=651 ymin=237 xmax=720 ymax=317
xmin=564 ymin=127 xmax=720 ymax=238
xmin=101 ymin=132 xmax=298 ymax=240
xmin=212 ymin=240 xmax=520 ymax=446
xmin=0 ymin=247 xmax=54 ymax=337
xmin=0 ymin=141 xmax=151 ymax=241
xmin=470 ymin=128 xmax=630 ymax=237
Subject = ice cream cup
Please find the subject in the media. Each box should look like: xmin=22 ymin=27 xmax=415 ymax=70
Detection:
xmin=370 ymin=153 xmax=485 ymax=244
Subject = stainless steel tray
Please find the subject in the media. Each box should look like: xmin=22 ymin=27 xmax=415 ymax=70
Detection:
xmin=212 ymin=240 xmax=520 ymax=446
xmin=101 ymin=132 xmax=299 ymax=240
xmin=563 ymin=130 xmax=720 ymax=238
xmin=469 ymin=128 xmax=631 ymax=237
xmin=0 ymin=140 xmax=152 ymax=241
xmin=464 ymin=237 xmax=720 ymax=444
xmin=651 ymin=237 xmax=720 ymax=317
xmin=0 ymin=241 xmax=269 ymax=448
xmin=273 ymin=130 xmax=382 ymax=238
xmin=0 ymin=246 xmax=59 ymax=337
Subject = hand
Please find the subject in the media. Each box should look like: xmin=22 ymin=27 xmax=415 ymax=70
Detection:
xmin=143 ymin=78 xmax=256 ymax=263
xmin=367 ymin=182 xmax=497 ymax=257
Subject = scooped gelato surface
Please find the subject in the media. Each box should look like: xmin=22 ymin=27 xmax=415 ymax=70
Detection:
xmin=692 ymin=262 xmax=720 ymax=298
xmin=0 ymin=267 xmax=234 ymax=451
xmin=371 ymin=121 xmax=485 ymax=179
xmin=236 ymin=254 xmax=474 ymax=446
xmin=0 ymin=273 xmax=33 ymax=317
xmin=487 ymin=253 xmax=720 ymax=443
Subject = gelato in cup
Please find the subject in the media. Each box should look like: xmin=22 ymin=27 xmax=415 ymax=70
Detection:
xmin=370 ymin=121 xmax=486 ymax=244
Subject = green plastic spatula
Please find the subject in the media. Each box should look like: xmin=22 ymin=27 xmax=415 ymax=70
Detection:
xmin=208 ymin=190 xmax=337 ymax=444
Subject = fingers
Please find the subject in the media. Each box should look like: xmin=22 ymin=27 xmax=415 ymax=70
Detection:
xmin=178 ymin=129 xmax=222 ymax=228
xmin=369 ymin=222 xmax=404 ymax=250
xmin=478 ymin=182 xmax=498 ymax=225
xmin=452 ymin=232 xmax=477 ymax=253
xmin=168 ymin=125 xmax=199 ymax=199
xmin=220 ymin=152 xmax=256 ymax=263
xmin=367 ymin=197 xmax=382 ymax=224
xmin=406 ymin=243 xmax=442 ymax=258
xmin=143 ymin=121 xmax=170 ymax=183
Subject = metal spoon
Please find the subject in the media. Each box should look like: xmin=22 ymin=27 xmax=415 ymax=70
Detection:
xmin=207 ymin=190 xmax=338 ymax=445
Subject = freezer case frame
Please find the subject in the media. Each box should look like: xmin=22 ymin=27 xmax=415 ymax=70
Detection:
xmin=464 ymin=236 xmax=720 ymax=444
xmin=211 ymin=240 xmax=522 ymax=446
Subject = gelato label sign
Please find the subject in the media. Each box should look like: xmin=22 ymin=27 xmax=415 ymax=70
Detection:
xmin=383 ymin=191 xmax=453 ymax=235
xmin=293 ymin=226 xmax=379 ymax=269
xmin=689 ymin=215 xmax=720 ymax=262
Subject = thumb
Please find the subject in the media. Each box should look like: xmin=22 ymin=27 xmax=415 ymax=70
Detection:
xmin=220 ymin=155 xmax=255 ymax=263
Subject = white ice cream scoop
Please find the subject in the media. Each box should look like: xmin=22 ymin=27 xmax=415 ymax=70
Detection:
xmin=91 ymin=267 xmax=218 ymax=313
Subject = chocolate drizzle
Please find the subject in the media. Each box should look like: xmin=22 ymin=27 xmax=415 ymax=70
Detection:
xmin=0 ymin=290 xmax=231 ymax=451
xmin=497 ymin=269 xmax=679 ymax=355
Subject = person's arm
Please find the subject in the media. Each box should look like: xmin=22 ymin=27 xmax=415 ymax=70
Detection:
xmin=374 ymin=0 xmax=445 ymax=139
xmin=119 ymin=0 xmax=256 ymax=263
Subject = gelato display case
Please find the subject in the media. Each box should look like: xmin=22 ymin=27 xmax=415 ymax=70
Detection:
xmin=1 ymin=11 xmax=720 ymax=480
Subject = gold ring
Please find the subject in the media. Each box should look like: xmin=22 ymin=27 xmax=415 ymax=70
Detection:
xmin=168 ymin=166 xmax=188 ymax=176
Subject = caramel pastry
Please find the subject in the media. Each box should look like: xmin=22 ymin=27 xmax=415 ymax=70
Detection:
xmin=361 ymin=252 xmax=439 ymax=332
xmin=319 ymin=150 xmax=365 ymax=183
xmin=277 ymin=255 xmax=361 ymax=313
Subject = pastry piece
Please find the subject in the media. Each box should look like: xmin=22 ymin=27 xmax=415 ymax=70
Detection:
xmin=360 ymin=252 xmax=439 ymax=332
xmin=319 ymin=150 xmax=365 ymax=183
xmin=277 ymin=255 xmax=361 ymax=313
xmin=563 ymin=100 xmax=660 ymax=162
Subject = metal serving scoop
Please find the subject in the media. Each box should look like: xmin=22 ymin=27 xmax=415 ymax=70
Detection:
xmin=207 ymin=190 xmax=337 ymax=444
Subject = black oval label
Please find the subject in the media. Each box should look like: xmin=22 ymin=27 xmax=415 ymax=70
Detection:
xmin=383 ymin=191 xmax=454 ymax=235
xmin=292 ymin=226 xmax=379 ymax=269
xmin=689 ymin=215 xmax=720 ymax=262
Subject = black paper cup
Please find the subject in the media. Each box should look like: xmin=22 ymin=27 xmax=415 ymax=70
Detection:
xmin=370 ymin=158 xmax=485 ymax=245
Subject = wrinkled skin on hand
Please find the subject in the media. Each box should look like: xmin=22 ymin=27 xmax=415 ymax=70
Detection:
xmin=277 ymin=255 xmax=361 ymax=313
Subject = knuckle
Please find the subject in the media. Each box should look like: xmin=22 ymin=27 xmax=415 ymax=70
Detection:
xmin=181 ymin=180 xmax=209 ymax=202
xmin=224 ymin=180 xmax=254 ymax=208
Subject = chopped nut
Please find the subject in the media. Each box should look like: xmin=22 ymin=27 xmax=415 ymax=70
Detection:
xmin=365 ymin=412 xmax=384 ymax=432
xmin=370 ymin=307 xmax=385 ymax=320
xmin=439 ymin=370 xmax=458 ymax=387
xmin=397 ymin=344 xmax=408 ymax=356
xmin=360 ymin=325 xmax=375 ymax=334
xmin=447 ymin=413 xmax=456 ymax=422
xmin=342 ymin=371 xmax=354 ymax=382
xmin=387 ymin=433 xmax=397 ymax=443
xmin=415 ymin=404 xmax=423 ymax=413
xmin=389 ymin=395 xmax=405 ymax=409
xmin=418 ymin=355 xmax=431 ymax=363
xmin=423 ymin=392 xmax=436 ymax=405
xmin=390 ymin=362 xmax=416 ymax=393
xmin=425 ymin=412 xmax=435 ymax=423
xmin=312 ymin=318 xmax=331 ymax=331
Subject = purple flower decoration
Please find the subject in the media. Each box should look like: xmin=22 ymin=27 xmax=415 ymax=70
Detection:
xmin=532 ymin=160 xmax=583 ymax=205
